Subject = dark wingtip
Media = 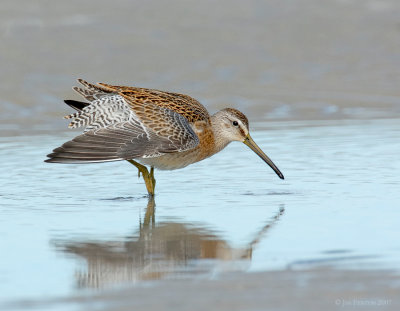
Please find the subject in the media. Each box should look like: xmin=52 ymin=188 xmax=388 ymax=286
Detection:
xmin=44 ymin=153 xmax=56 ymax=162
xmin=64 ymin=99 xmax=88 ymax=111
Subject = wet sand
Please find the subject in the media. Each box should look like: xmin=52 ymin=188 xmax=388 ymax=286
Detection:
xmin=1 ymin=0 xmax=400 ymax=135
xmin=8 ymin=269 xmax=398 ymax=311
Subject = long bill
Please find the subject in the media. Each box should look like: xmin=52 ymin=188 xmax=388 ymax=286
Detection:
xmin=243 ymin=134 xmax=284 ymax=180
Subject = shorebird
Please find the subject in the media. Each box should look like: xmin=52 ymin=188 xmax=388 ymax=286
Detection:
xmin=45 ymin=79 xmax=284 ymax=195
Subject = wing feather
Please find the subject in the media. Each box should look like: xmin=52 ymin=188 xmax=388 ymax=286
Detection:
xmin=98 ymin=82 xmax=210 ymax=123
xmin=46 ymin=80 xmax=200 ymax=164
xmin=46 ymin=122 xmax=170 ymax=163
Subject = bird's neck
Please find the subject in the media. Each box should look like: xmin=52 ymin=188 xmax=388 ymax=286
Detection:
xmin=210 ymin=113 xmax=232 ymax=154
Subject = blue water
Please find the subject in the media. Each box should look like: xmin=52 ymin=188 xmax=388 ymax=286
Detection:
xmin=1 ymin=119 xmax=400 ymax=304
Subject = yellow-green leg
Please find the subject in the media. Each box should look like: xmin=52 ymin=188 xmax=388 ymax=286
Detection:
xmin=127 ymin=160 xmax=156 ymax=196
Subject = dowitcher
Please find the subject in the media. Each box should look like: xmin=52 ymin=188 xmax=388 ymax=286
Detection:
xmin=46 ymin=79 xmax=284 ymax=195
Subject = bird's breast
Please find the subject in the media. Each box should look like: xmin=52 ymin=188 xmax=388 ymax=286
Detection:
xmin=139 ymin=123 xmax=217 ymax=170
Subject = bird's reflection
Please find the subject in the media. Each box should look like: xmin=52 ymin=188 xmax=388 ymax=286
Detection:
xmin=54 ymin=198 xmax=284 ymax=289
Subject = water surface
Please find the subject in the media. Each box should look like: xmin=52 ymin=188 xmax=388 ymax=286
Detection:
xmin=1 ymin=119 xmax=399 ymax=306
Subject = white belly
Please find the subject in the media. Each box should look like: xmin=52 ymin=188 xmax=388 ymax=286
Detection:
xmin=138 ymin=151 xmax=199 ymax=170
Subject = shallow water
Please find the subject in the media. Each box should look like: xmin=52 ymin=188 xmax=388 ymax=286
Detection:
xmin=1 ymin=118 xmax=399 ymax=305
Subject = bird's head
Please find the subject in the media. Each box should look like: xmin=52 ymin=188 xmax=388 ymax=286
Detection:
xmin=214 ymin=108 xmax=284 ymax=180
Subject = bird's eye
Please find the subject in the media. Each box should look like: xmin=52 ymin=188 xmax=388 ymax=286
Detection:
xmin=232 ymin=121 xmax=239 ymax=126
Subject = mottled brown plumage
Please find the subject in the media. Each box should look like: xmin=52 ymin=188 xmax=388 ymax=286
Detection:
xmin=46 ymin=79 xmax=284 ymax=195
xmin=98 ymin=81 xmax=210 ymax=123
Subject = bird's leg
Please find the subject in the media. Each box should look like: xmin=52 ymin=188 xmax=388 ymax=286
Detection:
xmin=127 ymin=160 xmax=156 ymax=196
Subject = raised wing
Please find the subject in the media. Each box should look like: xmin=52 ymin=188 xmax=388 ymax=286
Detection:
xmin=45 ymin=80 xmax=199 ymax=163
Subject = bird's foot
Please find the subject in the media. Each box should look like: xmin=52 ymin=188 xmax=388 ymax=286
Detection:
xmin=127 ymin=160 xmax=156 ymax=196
